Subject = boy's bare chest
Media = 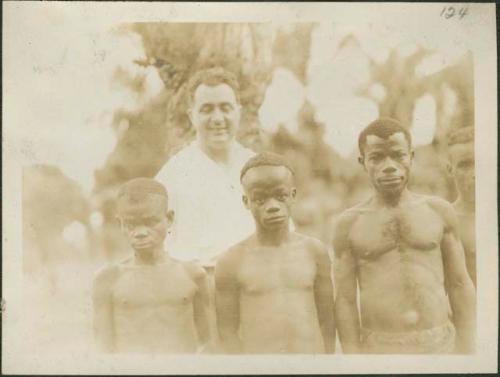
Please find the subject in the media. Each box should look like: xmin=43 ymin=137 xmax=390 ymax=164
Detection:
xmin=112 ymin=266 xmax=197 ymax=308
xmin=238 ymin=247 xmax=317 ymax=293
xmin=349 ymin=204 xmax=444 ymax=258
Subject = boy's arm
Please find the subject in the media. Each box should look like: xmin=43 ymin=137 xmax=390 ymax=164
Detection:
xmin=435 ymin=200 xmax=476 ymax=353
xmin=191 ymin=266 xmax=211 ymax=351
xmin=92 ymin=267 xmax=117 ymax=353
xmin=215 ymin=250 xmax=241 ymax=354
xmin=313 ymin=240 xmax=336 ymax=353
xmin=333 ymin=212 xmax=361 ymax=354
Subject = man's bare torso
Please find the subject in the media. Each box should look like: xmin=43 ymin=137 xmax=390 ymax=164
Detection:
xmin=346 ymin=194 xmax=450 ymax=333
xmin=109 ymin=259 xmax=200 ymax=353
xmin=229 ymin=233 xmax=325 ymax=353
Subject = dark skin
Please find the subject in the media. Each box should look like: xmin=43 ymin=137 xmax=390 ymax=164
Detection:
xmin=334 ymin=133 xmax=476 ymax=354
xmin=215 ymin=165 xmax=335 ymax=354
xmin=92 ymin=193 xmax=210 ymax=353
xmin=448 ymin=141 xmax=476 ymax=286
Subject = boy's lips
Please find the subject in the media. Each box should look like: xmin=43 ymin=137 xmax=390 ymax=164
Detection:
xmin=265 ymin=216 xmax=287 ymax=223
xmin=133 ymin=241 xmax=153 ymax=249
xmin=378 ymin=176 xmax=402 ymax=184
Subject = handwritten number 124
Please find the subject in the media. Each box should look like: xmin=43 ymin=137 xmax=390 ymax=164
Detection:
xmin=441 ymin=6 xmax=468 ymax=19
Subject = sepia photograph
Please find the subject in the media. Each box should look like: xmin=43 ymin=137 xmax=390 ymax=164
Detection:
xmin=2 ymin=1 xmax=498 ymax=374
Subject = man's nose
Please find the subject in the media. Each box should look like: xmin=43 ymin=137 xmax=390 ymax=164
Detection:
xmin=265 ymin=199 xmax=281 ymax=213
xmin=211 ymin=108 xmax=224 ymax=124
xmin=382 ymin=158 xmax=397 ymax=173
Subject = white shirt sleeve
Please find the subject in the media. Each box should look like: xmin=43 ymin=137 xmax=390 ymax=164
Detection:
xmin=155 ymin=155 xmax=185 ymax=259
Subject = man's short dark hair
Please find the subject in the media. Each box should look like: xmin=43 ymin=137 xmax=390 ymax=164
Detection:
xmin=358 ymin=118 xmax=412 ymax=156
xmin=186 ymin=67 xmax=240 ymax=106
xmin=240 ymin=152 xmax=295 ymax=182
xmin=447 ymin=126 xmax=474 ymax=148
xmin=118 ymin=177 xmax=168 ymax=202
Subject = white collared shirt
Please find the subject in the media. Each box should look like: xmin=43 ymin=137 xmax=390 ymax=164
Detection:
xmin=156 ymin=141 xmax=255 ymax=266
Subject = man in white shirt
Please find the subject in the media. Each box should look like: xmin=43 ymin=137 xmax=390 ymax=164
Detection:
xmin=156 ymin=67 xmax=255 ymax=268
xmin=156 ymin=68 xmax=255 ymax=349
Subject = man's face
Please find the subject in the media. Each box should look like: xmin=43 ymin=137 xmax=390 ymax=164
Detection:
xmin=242 ymin=166 xmax=296 ymax=230
xmin=117 ymin=194 xmax=173 ymax=253
xmin=449 ymin=143 xmax=475 ymax=202
xmin=360 ymin=132 xmax=413 ymax=197
xmin=188 ymin=83 xmax=241 ymax=152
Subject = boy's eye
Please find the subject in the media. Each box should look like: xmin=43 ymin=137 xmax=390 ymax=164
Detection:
xmin=275 ymin=193 xmax=288 ymax=201
xmin=145 ymin=218 xmax=161 ymax=226
xmin=123 ymin=218 xmax=159 ymax=228
xmin=253 ymin=197 xmax=265 ymax=205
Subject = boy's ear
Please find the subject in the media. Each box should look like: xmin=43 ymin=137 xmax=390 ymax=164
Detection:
xmin=242 ymin=195 xmax=250 ymax=209
xmin=291 ymin=188 xmax=297 ymax=201
xmin=358 ymin=155 xmax=365 ymax=167
xmin=166 ymin=210 xmax=175 ymax=227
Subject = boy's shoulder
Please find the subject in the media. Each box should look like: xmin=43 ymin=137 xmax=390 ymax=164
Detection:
xmin=92 ymin=262 xmax=124 ymax=293
xmin=292 ymin=232 xmax=330 ymax=259
xmin=177 ymin=260 xmax=207 ymax=282
xmin=217 ymin=236 xmax=254 ymax=267
xmin=93 ymin=255 xmax=135 ymax=283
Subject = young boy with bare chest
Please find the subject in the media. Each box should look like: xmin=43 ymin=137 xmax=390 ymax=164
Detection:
xmin=92 ymin=178 xmax=210 ymax=353
xmin=215 ymin=153 xmax=335 ymax=354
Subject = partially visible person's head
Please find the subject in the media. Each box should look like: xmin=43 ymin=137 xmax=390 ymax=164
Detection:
xmin=186 ymin=67 xmax=241 ymax=153
xmin=447 ymin=126 xmax=475 ymax=203
xmin=240 ymin=152 xmax=296 ymax=230
xmin=116 ymin=178 xmax=173 ymax=252
xmin=358 ymin=118 xmax=414 ymax=198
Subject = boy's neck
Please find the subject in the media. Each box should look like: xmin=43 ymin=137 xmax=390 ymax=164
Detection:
xmin=256 ymin=223 xmax=290 ymax=246
xmin=133 ymin=246 xmax=166 ymax=265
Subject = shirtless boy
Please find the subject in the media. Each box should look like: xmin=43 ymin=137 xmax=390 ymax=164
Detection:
xmin=447 ymin=127 xmax=476 ymax=286
xmin=215 ymin=152 xmax=335 ymax=354
xmin=92 ymin=178 xmax=210 ymax=353
xmin=334 ymin=118 xmax=476 ymax=354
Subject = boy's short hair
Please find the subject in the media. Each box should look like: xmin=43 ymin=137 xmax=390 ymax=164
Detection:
xmin=186 ymin=67 xmax=240 ymax=105
xmin=118 ymin=178 xmax=168 ymax=201
xmin=447 ymin=126 xmax=474 ymax=148
xmin=358 ymin=118 xmax=412 ymax=156
xmin=240 ymin=152 xmax=295 ymax=182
